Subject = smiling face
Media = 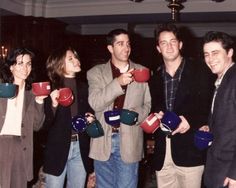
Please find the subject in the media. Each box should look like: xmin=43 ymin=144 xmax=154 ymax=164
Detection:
xmin=10 ymin=54 xmax=32 ymax=83
xmin=64 ymin=50 xmax=81 ymax=77
xmin=203 ymin=41 xmax=233 ymax=78
xmin=156 ymin=31 xmax=183 ymax=63
xmin=107 ymin=33 xmax=131 ymax=65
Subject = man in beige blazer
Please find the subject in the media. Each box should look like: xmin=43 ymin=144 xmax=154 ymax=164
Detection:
xmin=87 ymin=29 xmax=151 ymax=188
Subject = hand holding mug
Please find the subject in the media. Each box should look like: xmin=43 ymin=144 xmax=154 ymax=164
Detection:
xmin=85 ymin=112 xmax=96 ymax=124
xmin=117 ymin=68 xmax=134 ymax=86
xmin=160 ymin=111 xmax=181 ymax=135
xmin=35 ymin=95 xmax=48 ymax=104
xmin=199 ymin=125 xmax=210 ymax=132
xmin=171 ymin=115 xmax=190 ymax=135
xmin=50 ymin=89 xmax=60 ymax=107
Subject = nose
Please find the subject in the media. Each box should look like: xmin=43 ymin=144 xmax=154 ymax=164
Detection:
xmin=124 ymin=44 xmax=130 ymax=51
xmin=74 ymin=58 xmax=81 ymax=66
xmin=166 ymin=42 xmax=173 ymax=49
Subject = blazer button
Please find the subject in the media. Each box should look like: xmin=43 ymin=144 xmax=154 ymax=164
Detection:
xmin=23 ymin=147 xmax=26 ymax=151
xmin=21 ymin=123 xmax=24 ymax=128
xmin=22 ymin=135 xmax=26 ymax=139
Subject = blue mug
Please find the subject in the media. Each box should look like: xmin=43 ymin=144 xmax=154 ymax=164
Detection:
xmin=194 ymin=130 xmax=213 ymax=150
xmin=104 ymin=109 xmax=121 ymax=126
xmin=160 ymin=111 xmax=181 ymax=135
xmin=72 ymin=115 xmax=87 ymax=133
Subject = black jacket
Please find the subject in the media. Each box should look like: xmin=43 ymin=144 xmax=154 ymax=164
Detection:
xmin=204 ymin=63 xmax=236 ymax=188
xmin=43 ymin=80 xmax=93 ymax=176
xmin=149 ymin=58 xmax=215 ymax=170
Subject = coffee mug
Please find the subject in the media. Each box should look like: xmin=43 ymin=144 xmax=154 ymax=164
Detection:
xmin=132 ymin=68 xmax=150 ymax=82
xmin=86 ymin=120 xmax=104 ymax=138
xmin=160 ymin=111 xmax=181 ymax=135
xmin=194 ymin=130 xmax=213 ymax=150
xmin=140 ymin=113 xmax=161 ymax=133
xmin=32 ymin=81 xmax=51 ymax=96
xmin=57 ymin=88 xmax=74 ymax=107
xmin=72 ymin=115 xmax=87 ymax=133
xmin=0 ymin=83 xmax=18 ymax=98
xmin=120 ymin=109 xmax=139 ymax=126
xmin=104 ymin=109 xmax=121 ymax=126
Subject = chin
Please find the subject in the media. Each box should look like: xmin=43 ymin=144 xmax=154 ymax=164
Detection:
xmin=75 ymin=68 xmax=81 ymax=72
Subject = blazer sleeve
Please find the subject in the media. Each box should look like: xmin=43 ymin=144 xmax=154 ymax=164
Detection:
xmin=87 ymin=65 xmax=124 ymax=112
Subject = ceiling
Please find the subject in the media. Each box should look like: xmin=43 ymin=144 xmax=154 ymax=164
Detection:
xmin=0 ymin=0 xmax=236 ymax=37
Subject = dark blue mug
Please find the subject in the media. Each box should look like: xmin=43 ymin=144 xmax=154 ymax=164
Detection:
xmin=194 ymin=130 xmax=213 ymax=150
xmin=104 ymin=109 xmax=121 ymax=126
xmin=160 ymin=111 xmax=181 ymax=135
xmin=71 ymin=115 xmax=87 ymax=133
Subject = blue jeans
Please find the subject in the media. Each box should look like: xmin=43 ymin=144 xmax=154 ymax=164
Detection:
xmin=45 ymin=141 xmax=86 ymax=188
xmin=94 ymin=133 xmax=139 ymax=188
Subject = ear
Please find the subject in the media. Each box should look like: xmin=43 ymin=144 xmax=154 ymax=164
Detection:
xmin=156 ymin=45 xmax=161 ymax=53
xmin=107 ymin=45 xmax=113 ymax=54
xmin=228 ymin=48 xmax=234 ymax=58
xmin=179 ymin=41 xmax=183 ymax=50
xmin=10 ymin=65 xmax=13 ymax=72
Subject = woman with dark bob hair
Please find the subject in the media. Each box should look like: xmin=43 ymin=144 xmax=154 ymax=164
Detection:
xmin=0 ymin=48 xmax=46 ymax=188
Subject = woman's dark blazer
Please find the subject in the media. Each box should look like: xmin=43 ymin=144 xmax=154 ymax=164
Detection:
xmin=43 ymin=80 xmax=93 ymax=176
xmin=149 ymin=58 xmax=215 ymax=171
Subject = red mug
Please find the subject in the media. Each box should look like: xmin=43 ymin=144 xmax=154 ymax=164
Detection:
xmin=140 ymin=113 xmax=160 ymax=133
xmin=132 ymin=68 xmax=150 ymax=82
xmin=32 ymin=81 xmax=51 ymax=96
xmin=57 ymin=88 xmax=74 ymax=107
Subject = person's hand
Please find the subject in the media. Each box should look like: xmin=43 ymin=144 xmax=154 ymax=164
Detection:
xmin=199 ymin=125 xmax=210 ymax=132
xmin=50 ymin=89 xmax=60 ymax=107
xmin=87 ymin=172 xmax=96 ymax=188
xmin=117 ymin=68 xmax=134 ymax=86
xmin=172 ymin=115 xmax=190 ymax=135
xmin=35 ymin=95 xmax=48 ymax=104
xmin=85 ymin=112 xmax=95 ymax=124
xmin=154 ymin=111 xmax=164 ymax=119
xmin=224 ymin=177 xmax=236 ymax=188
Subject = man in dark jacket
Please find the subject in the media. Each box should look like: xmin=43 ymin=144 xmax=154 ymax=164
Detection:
xmin=149 ymin=23 xmax=215 ymax=188
xmin=203 ymin=31 xmax=236 ymax=188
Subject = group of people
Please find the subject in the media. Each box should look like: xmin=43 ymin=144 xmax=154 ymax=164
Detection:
xmin=0 ymin=23 xmax=236 ymax=188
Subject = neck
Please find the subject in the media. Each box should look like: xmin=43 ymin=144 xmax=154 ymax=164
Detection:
xmin=64 ymin=75 xmax=75 ymax=78
xmin=111 ymin=59 xmax=129 ymax=71
xmin=14 ymin=80 xmax=25 ymax=90
xmin=218 ymin=61 xmax=234 ymax=79
xmin=164 ymin=57 xmax=182 ymax=77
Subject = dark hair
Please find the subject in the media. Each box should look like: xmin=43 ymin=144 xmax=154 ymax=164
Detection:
xmin=155 ymin=23 xmax=182 ymax=44
xmin=46 ymin=46 xmax=79 ymax=89
xmin=5 ymin=47 xmax=35 ymax=90
xmin=106 ymin=29 xmax=129 ymax=45
xmin=203 ymin=31 xmax=234 ymax=53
